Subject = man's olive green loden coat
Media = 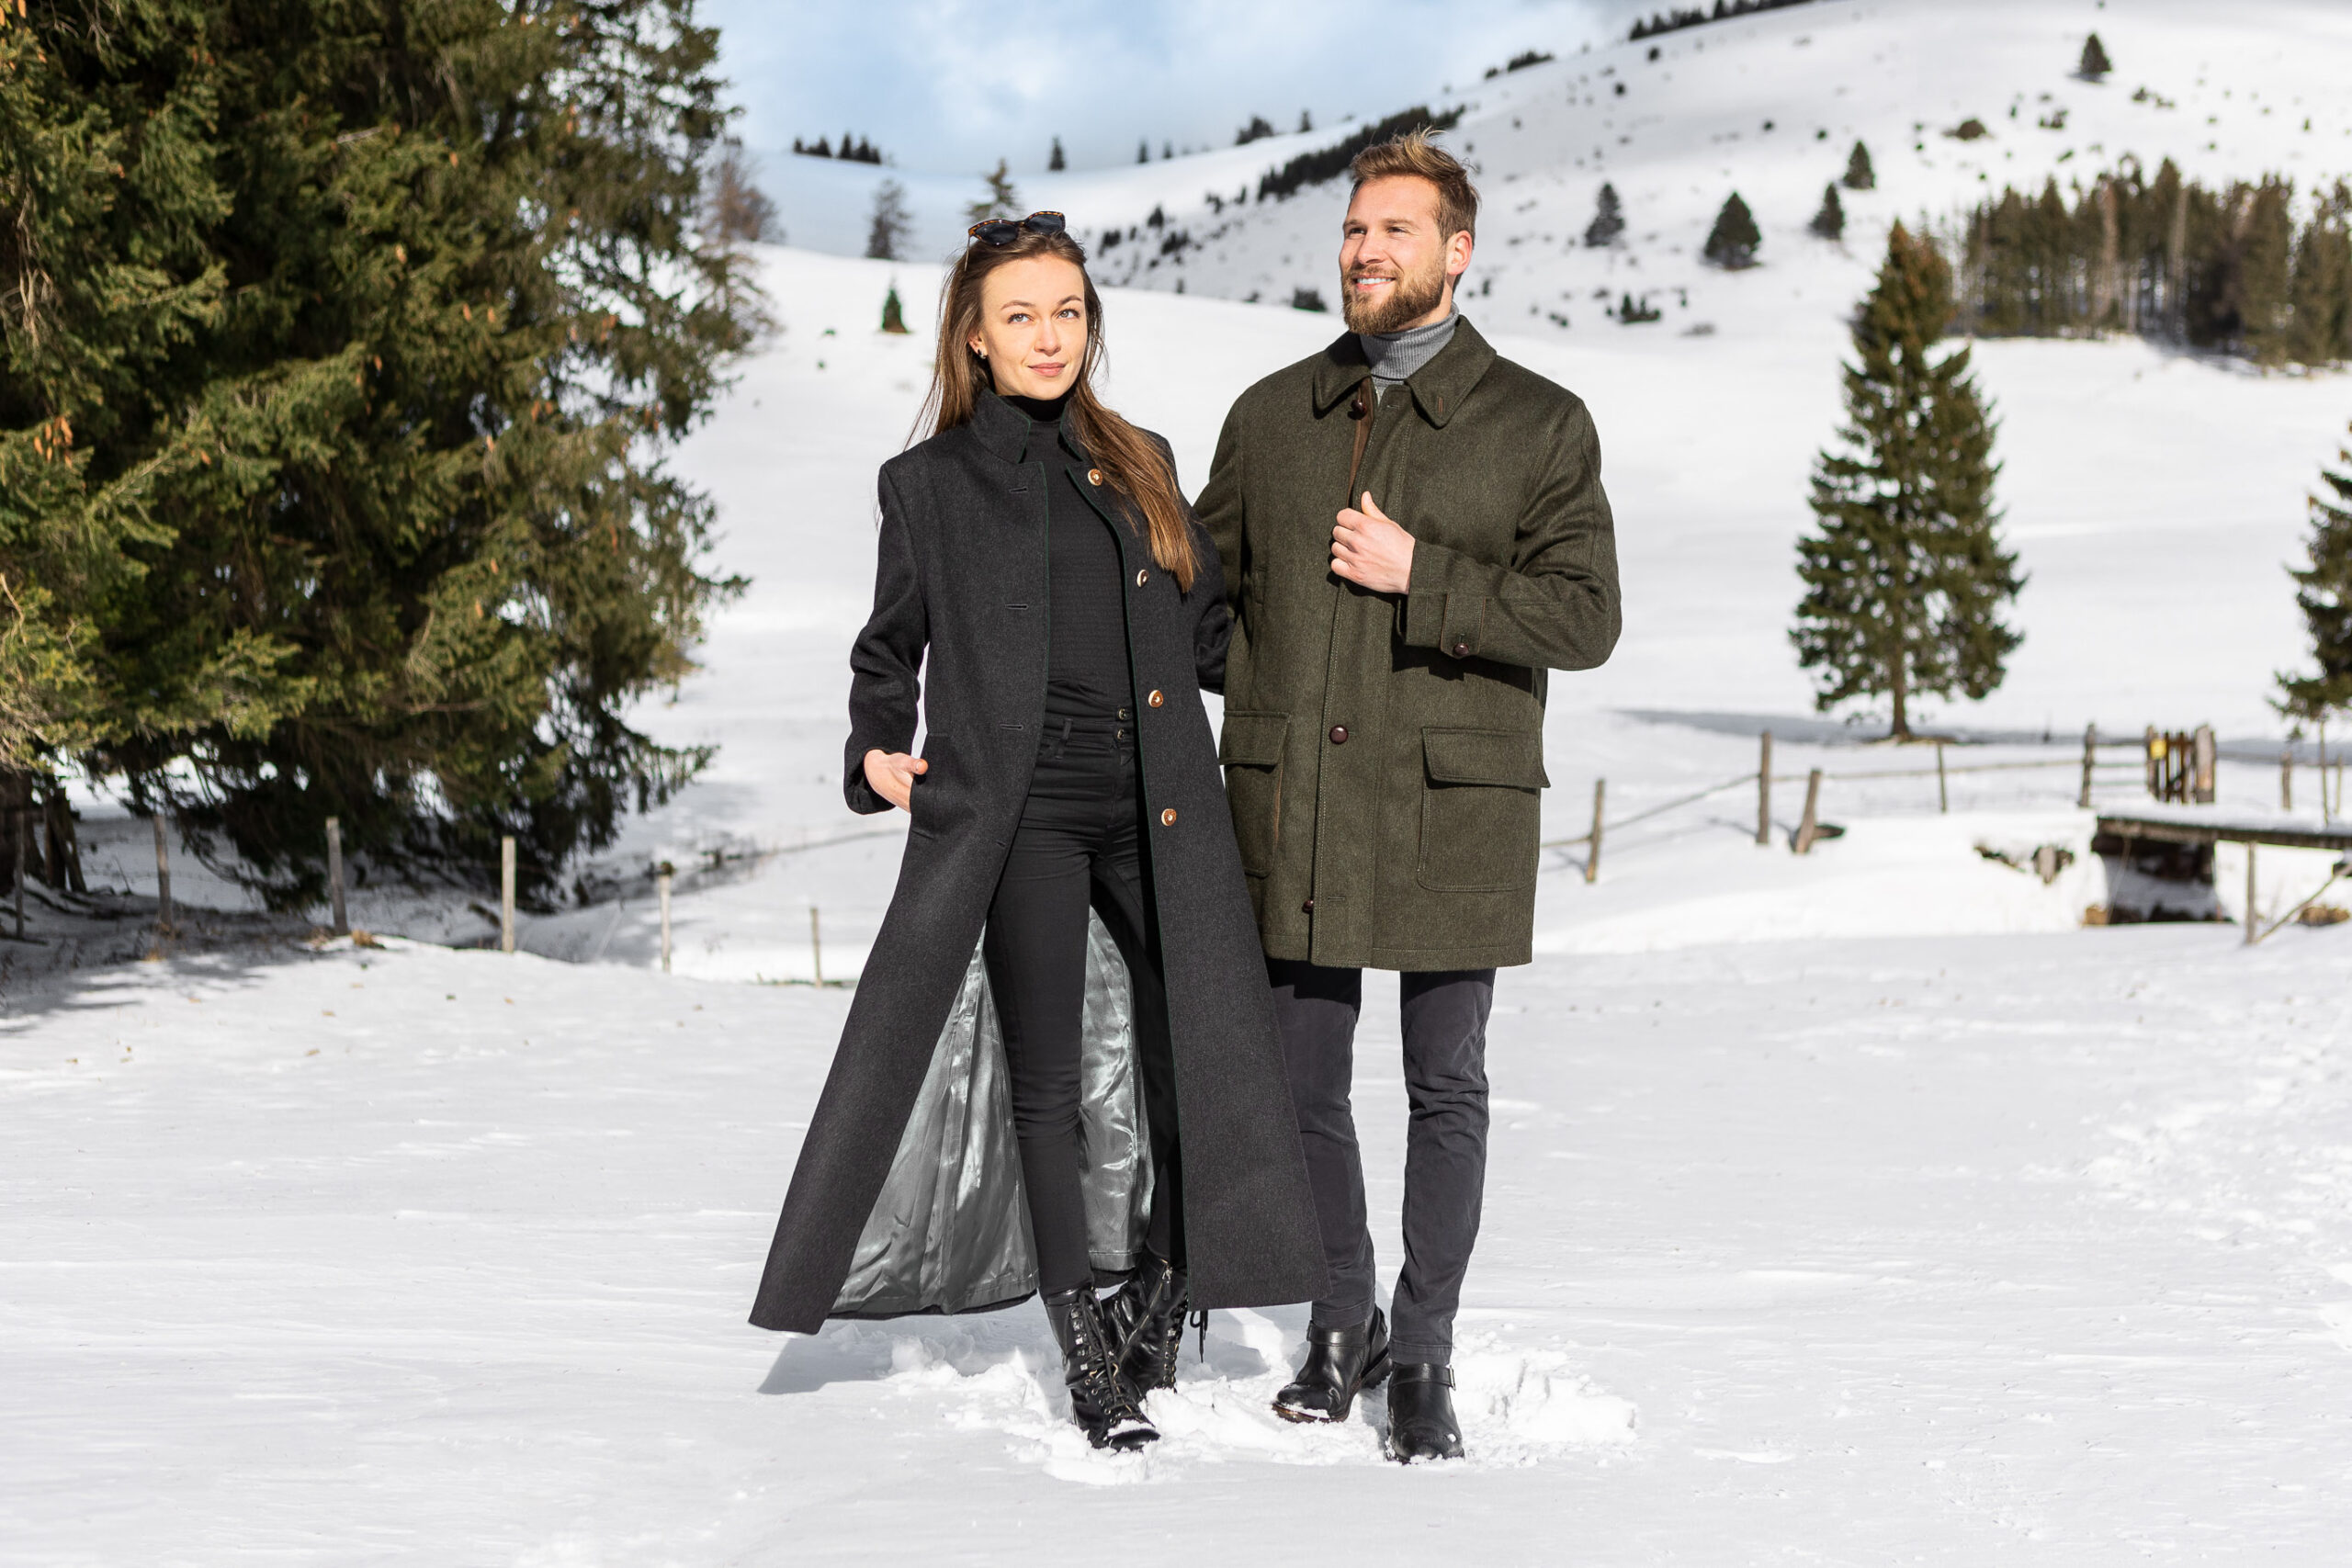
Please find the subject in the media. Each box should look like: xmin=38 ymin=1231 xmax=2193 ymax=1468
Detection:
xmin=1194 ymin=318 xmax=1621 ymax=972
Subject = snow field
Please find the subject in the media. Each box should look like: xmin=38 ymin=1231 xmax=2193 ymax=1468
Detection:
xmin=9 ymin=925 xmax=2352 ymax=1560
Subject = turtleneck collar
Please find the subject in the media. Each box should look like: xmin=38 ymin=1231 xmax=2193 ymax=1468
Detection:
xmin=1360 ymin=307 xmax=1462 ymax=393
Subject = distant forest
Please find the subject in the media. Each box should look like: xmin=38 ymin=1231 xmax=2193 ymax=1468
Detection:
xmin=1255 ymin=106 xmax=1465 ymax=203
xmin=1630 ymin=0 xmax=1818 ymax=43
xmin=1954 ymin=161 xmax=2352 ymax=367
xmin=792 ymin=133 xmax=884 ymax=164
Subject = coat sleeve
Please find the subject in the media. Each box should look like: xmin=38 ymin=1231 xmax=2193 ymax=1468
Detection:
xmin=1193 ymin=400 xmax=1250 ymax=626
xmin=1399 ymin=396 xmax=1622 ymax=672
xmin=842 ymin=468 xmax=926 ymax=815
xmin=1159 ymin=433 xmax=1233 ymax=694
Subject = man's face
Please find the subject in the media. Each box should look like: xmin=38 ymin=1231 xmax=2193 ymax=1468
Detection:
xmin=1340 ymin=175 xmax=1472 ymax=333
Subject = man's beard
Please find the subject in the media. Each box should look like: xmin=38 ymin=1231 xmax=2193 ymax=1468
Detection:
xmin=1340 ymin=255 xmax=1449 ymax=333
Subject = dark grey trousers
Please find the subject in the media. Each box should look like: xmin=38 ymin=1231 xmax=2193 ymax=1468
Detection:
xmin=1266 ymin=958 xmax=1495 ymax=1366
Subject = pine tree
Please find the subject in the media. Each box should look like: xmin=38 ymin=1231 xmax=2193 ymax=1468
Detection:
xmin=1584 ymin=183 xmax=1626 ymax=247
xmin=880 ymin=284 xmax=910 ymax=335
xmin=865 ymin=179 xmax=911 ymax=261
xmin=1809 ymin=182 xmax=1846 ymax=241
xmin=2288 ymin=183 xmax=2352 ymax=367
xmin=1048 ymin=136 xmax=1066 ymax=172
xmin=1298 ymin=109 xmax=1314 ymax=134
xmin=1792 ymin=224 xmax=2020 ymax=739
xmin=1842 ymin=140 xmax=1876 ymax=192
xmin=2079 ymin=32 xmax=2112 ymax=82
xmin=1137 ymin=139 xmax=1149 ymax=164
xmin=1703 ymin=193 xmax=1762 ymax=269
xmin=965 ymin=160 xmax=1022 ymax=225
xmin=2280 ymin=423 xmax=2352 ymax=722
xmin=6 ymin=0 xmax=763 ymax=906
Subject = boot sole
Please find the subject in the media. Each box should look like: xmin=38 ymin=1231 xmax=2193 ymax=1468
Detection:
xmin=1270 ymin=1347 xmax=1392 ymax=1425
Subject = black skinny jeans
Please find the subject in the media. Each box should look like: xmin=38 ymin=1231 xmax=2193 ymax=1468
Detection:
xmin=982 ymin=721 xmax=1180 ymax=1295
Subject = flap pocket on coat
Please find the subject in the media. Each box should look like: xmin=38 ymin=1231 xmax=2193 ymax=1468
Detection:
xmin=1219 ymin=712 xmax=1291 ymax=768
xmin=1217 ymin=712 xmax=1288 ymax=878
xmin=1420 ymin=728 xmax=1550 ymax=790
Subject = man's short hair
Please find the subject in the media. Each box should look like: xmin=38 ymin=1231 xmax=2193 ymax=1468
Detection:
xmin=1349 ymin=127 xmax=1479 ymax=243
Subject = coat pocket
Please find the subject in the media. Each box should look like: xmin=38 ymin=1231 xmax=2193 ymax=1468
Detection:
xmin=1418 ymin=728 xmax=1549 ymax=893
xmin=907 ymin=734 xmax=967 ymax=842
xmin=1217 ymin=711 xmax=1289 ymax=878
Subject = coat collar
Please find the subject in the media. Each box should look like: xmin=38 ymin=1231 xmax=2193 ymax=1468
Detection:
xmin=1307 ymin=315 xmax=1497 ymax=429
xmin=967 ymin=387 xmax=1086 ymax=465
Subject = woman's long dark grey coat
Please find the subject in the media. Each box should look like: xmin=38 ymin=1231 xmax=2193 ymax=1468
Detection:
xmin=749 ymin=391 xmax=1327 ymax=1335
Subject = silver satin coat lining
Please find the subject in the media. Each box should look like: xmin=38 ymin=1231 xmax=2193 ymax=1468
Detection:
xmin=832 ymin=909 xmax=1152 ymax=1315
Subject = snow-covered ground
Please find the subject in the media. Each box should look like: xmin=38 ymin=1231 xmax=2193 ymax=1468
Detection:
xmin=12 ymin=0 xmax=2352 ymax=1560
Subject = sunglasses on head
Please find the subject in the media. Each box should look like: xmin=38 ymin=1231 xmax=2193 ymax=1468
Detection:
xmin=967 ymin=210 xmax=1067 ymax=247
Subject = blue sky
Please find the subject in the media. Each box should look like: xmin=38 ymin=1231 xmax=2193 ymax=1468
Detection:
xmin=705 ymin=0 xmax=1617 ymax=176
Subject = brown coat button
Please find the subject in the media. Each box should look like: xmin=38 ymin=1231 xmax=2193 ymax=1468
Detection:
xmin=1148 ymin=690 xmax=1164 ymax=707
xmin=1136 ymin=568 xmax=1149 ymax=587
xmin=1329 ymin=725 xmax=1348 ymax=744
xmin=1088 ymin=468 xmax=1102 ymax=485
xmin=1301 ymin=898 xmax=1316 ymax=913
xmin=1159 ymin=807 xmax=1178 ymax=827
xmin=1453 ymin=641 xmax=1470 ymax=658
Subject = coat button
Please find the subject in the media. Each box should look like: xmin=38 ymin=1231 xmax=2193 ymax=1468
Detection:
xmin=1329 ymin=725 xmax=1348 ymax=744
xmin=1136 ymin=568 xmax=1149 ymax=587
xmin=1301 ymin=898 xmax=1315 ymax=913
xmin=1159 ymin=807 xmax=1178 ymax=827
xmin=1088 ymin=468 xmax=1103 ymax=486
xmin=1148 ymin=690 xmax=1164 ymax=707
xmin=1453 ymin=640 xmax=1470 ymax=658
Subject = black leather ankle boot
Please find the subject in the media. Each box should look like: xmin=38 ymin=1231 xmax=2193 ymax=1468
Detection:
xmin=1102 ymin=1254 xmax=1193 ymax=1393
xmin=1385 ymin=1363 xmax=1464 ymax=1461
xmin=1272 ymin=1307 xmax=1391 ymax=1424
xmin=1043 ymin=1286 xmax=1158 ymax=1451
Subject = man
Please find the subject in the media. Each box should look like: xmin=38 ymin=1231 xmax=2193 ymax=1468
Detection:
xmin=1195 ymin=129 xmax=1620 ymax=1462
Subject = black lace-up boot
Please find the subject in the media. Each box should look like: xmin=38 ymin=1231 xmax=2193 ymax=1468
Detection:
xmin=1272 ymin=1307 xmax=1391 ymax=1424
xmin=1043 ymin=1286 xmax=1158 ymax=1451
xmin=1384 ymin=1363 xmax=1465 ymax=1461
xmin=1103 ymin=1255 xmax=1193 ymax=1393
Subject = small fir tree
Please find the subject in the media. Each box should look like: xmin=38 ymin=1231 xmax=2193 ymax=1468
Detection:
xmin=880 ymin=284 xmax=910 ymax=335
xmin=1298 ymin=109 xmax=1314 ymax=133
xmin=2278 ymin=423 xmax=2352 ymax=723
xmin=965 ymin=160 xmax=1022 ymax=225
xmin=1843 ymin=140 xmax=1876 ymax=191
xmin=1809 ymin=182 xmax=1846 ymax=241
xmin=2079 ymin=32 xmax=2112 ymax=82
xmin=1584 ymin=183 xmax=1626 ymax=247
xmin=1703 ymin=193 xmax=1762 ymax=269
xmin=1048 ymin=136 xmax=1066 ymax=171
xmin=1793 ymin=224 xmax=2019 ymax=739
xmin=865 ymin=179 xmax=910 ymax=260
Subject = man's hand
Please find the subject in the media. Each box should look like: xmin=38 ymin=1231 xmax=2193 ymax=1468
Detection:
xmin=1331 ymin=491 xmax=1416 ymax=594
xmin=863 ymin=749 xmax=927 ymax=812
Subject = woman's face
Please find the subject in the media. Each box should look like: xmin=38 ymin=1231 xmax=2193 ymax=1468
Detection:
xmin=968 ymin=255 xmax=1089 ymax=400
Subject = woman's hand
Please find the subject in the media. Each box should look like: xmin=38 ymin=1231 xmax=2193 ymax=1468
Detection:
xmin=863 ymin=749 xmax=928 ymax=812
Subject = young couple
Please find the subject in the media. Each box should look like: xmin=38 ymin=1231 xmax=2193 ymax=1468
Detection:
xmin=749 ymin=131 xmax=1621 ymax=1462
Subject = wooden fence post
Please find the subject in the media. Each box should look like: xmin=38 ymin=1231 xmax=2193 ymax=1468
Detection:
xmin=2320 ymin=718 xmax=2331 ymax=825
xmin=809 ymin=906 xmax=824 ymax=986
xmin=1936 ymin=741 xmax=1949 ymax=814
xmin=499 ymin=836 xmax=515 ymax=954
xmin=2282 ymin=746 xmax=2294 ymax=812
xmin=2192 ymin=725 xmax=2216 ymax=805
xmin=2143 ymin=724 xmax=2160 ymax=800
xmin=1756 ymin=731 xmax=1773 ymax=846
xmin=2079 ymin=723 xmax=2098 ymax=809
xmin=2245 ymin=840 xmax=2259 ymax=947
xmin=1795 ymin=769 xmax=1824 ymax=855
xmin=12 ymin=807 xmax=24 ymax=941
xmin=658 ymin=863 xmax=673 ymax=973
xmin=153 ymin=815 xmax=172 ymax=936
xmin=1585 ymin=779 xmax=1606 ymax=884
xmin=326 ymin=816 xmax=347 ymax=936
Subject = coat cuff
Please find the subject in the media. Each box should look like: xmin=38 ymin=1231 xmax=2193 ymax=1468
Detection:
xmin=1402 ymin=539 xmax=1487 ymax=661
xmin=843 ymin=739 xmax=894 ymax=815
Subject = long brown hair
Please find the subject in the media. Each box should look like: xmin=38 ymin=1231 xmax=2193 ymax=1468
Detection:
xmin=916 ymin=228 xmax=1198 ymax=591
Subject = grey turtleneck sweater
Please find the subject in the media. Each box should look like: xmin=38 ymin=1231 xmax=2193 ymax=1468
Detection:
xmin=1360 ymin=308 xmax=1461 ymax=400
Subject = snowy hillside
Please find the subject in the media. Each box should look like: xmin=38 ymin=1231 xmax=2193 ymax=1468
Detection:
xmin=770 ymin=0 xmax=2352 ymax=339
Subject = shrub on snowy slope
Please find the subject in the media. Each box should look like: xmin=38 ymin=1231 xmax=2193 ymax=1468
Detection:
xmin=1703 ymin=194 xmax=1762 ymax=269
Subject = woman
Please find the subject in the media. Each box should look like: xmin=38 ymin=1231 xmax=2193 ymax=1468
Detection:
xmin=749 ymin=213 xmax=1325 ymax=1450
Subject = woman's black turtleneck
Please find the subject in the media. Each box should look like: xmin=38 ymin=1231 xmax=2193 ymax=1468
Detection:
xmin=1004 ymin=391 xmax=1131 ymax=727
